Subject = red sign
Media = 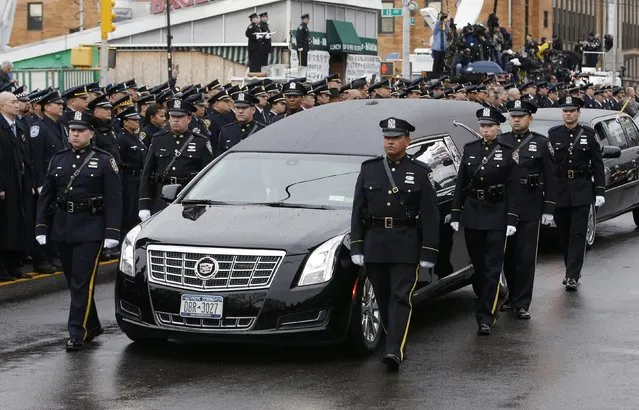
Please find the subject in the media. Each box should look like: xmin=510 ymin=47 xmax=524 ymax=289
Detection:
xmin=151 ymin=0 xmax=213 ymax=14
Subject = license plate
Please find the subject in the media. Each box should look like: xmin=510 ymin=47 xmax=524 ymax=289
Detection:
xmin=179 ymin=295 xmax=223 ymax=319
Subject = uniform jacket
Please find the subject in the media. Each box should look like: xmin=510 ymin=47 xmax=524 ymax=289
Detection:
xmin=189 ymin=116 xmax=211 ymax=139
xmin=583 ymin=95 xmax=597 ymax=109
xmin=139 ymin=129 xmax=213 ymax=212
xmin=215 ymin=120 xmax=264 ymax=157
xmin=0 ymin=115 xmax=35 ymax=250
xmin=35 ymin=146 xmax=122 ymax=243
xmin=260 ymin=21 xmax=272 ymax=53
xmin=271 ymin=107 xmax=305 ymax=123
xmin=548 ymin=124 xmax=605 ymax=207
xmin=450 ymin=138 xmax=519 ymax=230
xmin=296 ymin=22 xmax=310 ymax=51
xmin=246 ymin=22 xmax=263 ymax=52
xmin=94 ymin=119 xmax=122 ymax=168
xmin=139 ymin=123 xmax=162 ymax=148
xmin=31 ymin=115 xmax=66 ymax=188
xmin=117 ymin=128 xmax=147 ymax=173
xmin=207 ymin=109 xmax=234 ymax=150
xmin=350 ymin=154 xmax=440 ymax=264
xmin=498 ymin=131 xmax=557 ymax=221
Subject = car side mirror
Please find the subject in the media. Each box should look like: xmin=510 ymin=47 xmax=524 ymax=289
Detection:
xmin=601 ymin=145 xmax=621 ymax=159
xmin=442 ymin=157 xmax=454 ymax=166
xmin=161 ymin=184 xmax=183 ymax=202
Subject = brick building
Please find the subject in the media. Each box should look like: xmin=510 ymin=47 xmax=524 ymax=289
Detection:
xmin=10 ymin=0 xmax=100 ymax=47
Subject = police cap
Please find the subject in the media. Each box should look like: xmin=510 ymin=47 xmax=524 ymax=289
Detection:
xmin=233 ymin=92 xmax=258 ymax=108
xmin=561 ymin=96 xmax=584 ymax=111
xmin=379 ymin=117 xmax=415 ymax=137
xmin=112 ymin=94 xmax=135 ymax=110
xmin=282 ymin=81 xmax=306 ymax=96
xmin=476 ymin=107 xmax=506 ymax=125
xmin=117 ymin=106 xmax=141 ymax=121
xmin=369 ymin=79 xmax=391 ymax=92
xmin=268 ymin=93 xmax=285 ymax=105
xmin=156 ymin=89 xmax=177 ymax=105
xmin=259 ymin=12 xmax=268 ymax=17
xmin=12 ymin=85 xmax=29 ymax=101
xmin=88 ymin=93 xmax=113 ymax=111
xmin=167 ymin=98 xmax=195 ymax=116
xmin=39 ymin=90 xmax=65 ymax=106
xmin=62 ymin=84 xmax=89 ymax=100
xmin=507 ymin=99 xmax=538 ymax=115
xmin=301 ymin=13 xmax=310 ymax=19
xmin=249 ymin=12 xmax=258 ymax=19
xmin=208 ymin=90 xmax=232 ymax=104
xmin=68 ymin=111 xmax=98 ymax=131
xmin=137 ymin=93 xmax=156 ymax=106
xmin=250 ymin=85 xmax=268 ymax=97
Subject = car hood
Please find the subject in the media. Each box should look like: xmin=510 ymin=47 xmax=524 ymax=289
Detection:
xmin=139 ymin=204 xmax=351 ymax=255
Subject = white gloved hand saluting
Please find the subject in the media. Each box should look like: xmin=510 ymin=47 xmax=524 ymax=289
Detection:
xmin=35 ymin=235 xmax=47 ymax=246
xmin=450 ymin=221 xmax=459 ymax=232
xmin=420 ymin=261 xmax=435 ymax=269
xmin=506 ymin=225 xmax=517 ymax=237
xmin=541 ymin=213 xmax=554 ymax=226
xmin=595 ymin=196 xmax=605 ymax=207
xmin=351 ymin=255 xmax=364 ymax=266
xmin=104 ymin=239 xmax=119 ymax=249
xmin=138 ymin=209 xmax=151 ymax=222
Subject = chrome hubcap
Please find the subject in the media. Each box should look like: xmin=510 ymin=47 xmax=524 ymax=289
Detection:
xmin=360 ymin=278 xmax=380 ymax=343
xmin=586 ymin=205 xmax=596 ymax=245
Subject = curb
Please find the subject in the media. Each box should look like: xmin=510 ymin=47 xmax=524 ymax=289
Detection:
xmin=0 ymin=260 xmax=118 ymax=305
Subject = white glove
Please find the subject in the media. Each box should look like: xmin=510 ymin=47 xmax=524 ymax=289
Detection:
xmin=35 ymin=235 xmax=47 ymax=245
xmin=138 ymin=209 xmax=151 ymax=221
xmin=420 ymin=261 xmax=435 ymax=269
xmin=450 ymin=221 xmax=459 ymax=231
xmin=37 ymin=186 xmax=43 ymax=195
xmin=444 ymin=214 xmax=451 ymax=224
xmin=595 ymin=196 xmax=605 ymax=207
xmin=351 ymin=254 xmax=364 ymax=266
xmin=265 ymin=34 xmax=272 ymax=39
xmin=297 ymin=48 xmax=303 ymax=51
xmin=541 ymin=213 xmax=554 ymax=225
xmin=506 ymin=225 xmax=517 ymax=237
xmin=104 ymin=239 xmax=119 ymax=249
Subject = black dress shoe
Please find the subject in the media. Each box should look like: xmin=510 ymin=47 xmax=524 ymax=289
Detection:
xmin=65 ymin=338 xmax=83 ymax=351
xmin=477 ymin=323 xmax=491 ymax=335
xmin=565 ymin=278 xmax=578 ymax=291
xmin=85 ymin=327 xmax=104 ymax=343
xmin=499 ymin=299 xmax=513 ymax=312
xmin=516 ymin=307 xmax=531 ymax=320
xmin=34 ymin=263 xmax=57 ymax=275
xmin=382 ymin=354 xmax=401 ymax=371
xmin=8 ymin=269 xmax=28 ymax=279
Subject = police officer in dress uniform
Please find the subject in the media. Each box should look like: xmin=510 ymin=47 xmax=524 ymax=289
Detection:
xmin=246 ymin=13 xmax=264 ymax=73
xmin=139 ymin=103 xmax=167 ymax=148
xmin=215 ymin=93 xmax=265 ymax=157
xmin=35 ymin=111 xmax=122 ymax=351
xmin=207 ymin=90 xmax=234 ymax=149
xmin=271 ymin=81 xmax=305 ymax=123
xmin=186 ymin=93 xmax=212 ymax=140
xmin=450 ymin=107 xmax=519 ymax=335
xmin=350 ymin=117 xmax=439 ymax=371
xmin=89 ymin=94 xmax=122 ymax=169
xmin=116 ymin=106 xmax=145 ymax=238
xmin=498 ymin=99 xmax=557 ymax=319
xmin=31 ymin=90 xmax=67 ymax=194
xmin=259 ymin=12 xmax=272 ymax=68
xmin=547 ymin=97 xmax=605 ymax=291
xmin=296 ymin=14 xmax=310 ymax=67
xmin=138 ymin=99 xmax=214 ymax=220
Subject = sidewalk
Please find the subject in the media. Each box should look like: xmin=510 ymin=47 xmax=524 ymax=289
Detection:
xmin=0 ymin=260 xmax=118 ymax=305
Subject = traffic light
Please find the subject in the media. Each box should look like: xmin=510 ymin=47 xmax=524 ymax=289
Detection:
xmin=380 ymin=61 xmax=395 ymax=77
xmin=101 ymin=0 xmax=116 ymax=40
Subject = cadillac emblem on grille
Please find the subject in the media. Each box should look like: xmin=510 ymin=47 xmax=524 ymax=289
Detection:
xmin=194 ymin=257 xmax=219 ymax=280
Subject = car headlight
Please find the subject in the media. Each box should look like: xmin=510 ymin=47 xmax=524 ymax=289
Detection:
xmin=297 ymin=234 xmax=345 ymax=287
xmin=119 ymin=224 xmax=142 ymax=277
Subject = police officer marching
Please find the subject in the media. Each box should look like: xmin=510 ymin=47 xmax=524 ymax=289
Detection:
xmin=138 ymin=99 xmax=214 ymax=220
xmin=350 ymin=117 xmax=439 ymax=371
xmin=35 ymin=111 xmax=122 ymax=351
xmin=116 ymin=106 xmax=145 ymax=237
xmin=450 ymin=107 xmax=519 ymax=335
xmin=547 ymin=97 xmax=605 ymax=291
xmin=499 ymin=99 xmax=557 ymax=319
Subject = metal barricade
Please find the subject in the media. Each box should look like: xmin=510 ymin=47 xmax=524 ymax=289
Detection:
xmin=12 ymin=68 xmax=100 ymax=91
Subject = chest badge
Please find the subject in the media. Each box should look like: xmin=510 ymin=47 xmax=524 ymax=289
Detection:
xmin=404 ymin=173 xmax=415 ymax=184
xmin=512 ymin=150 xmax=519 ymax=164
xmin=529 ymin=142 xmax=537 ymax=152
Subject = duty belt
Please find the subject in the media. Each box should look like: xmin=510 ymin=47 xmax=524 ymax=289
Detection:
xmin=56 ymin=197 xmax=103 ymax=214
xmin=566 ymin=169 xmax=589 ymax=179
xmin=520 ymin=173 xmax=541 ymax=187
xmin=370 ymin=216 xmax=417 ymax=229
xmin=469 ymin=184 xmax=504 ymax=201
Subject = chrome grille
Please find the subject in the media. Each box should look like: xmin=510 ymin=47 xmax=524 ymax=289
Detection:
xmin=156 ymin=311 xmax=255 ymax=330
xmin=147 ymin=245 xmax=285 ymax=291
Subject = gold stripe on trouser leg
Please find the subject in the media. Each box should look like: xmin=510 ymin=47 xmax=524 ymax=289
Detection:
xmin=399 ymin=265 xmax=420 ymax=361
xmin=82 ymin=243 xmax=103 ymax=342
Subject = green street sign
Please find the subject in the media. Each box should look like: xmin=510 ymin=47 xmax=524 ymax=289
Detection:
xmin=381 ymin=8 xmax=403 ymax=17
xmin=410 ymin=17 xmax=415 ymax=25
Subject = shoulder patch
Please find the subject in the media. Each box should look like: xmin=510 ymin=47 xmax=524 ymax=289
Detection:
xmin=30 ymin=125 xmax=40 ymax=138
xmin=139 ymin=131 xmax=147 ymax=140
xmin=362 ymin=155 xmax=383 ymax=165
xmin=110 ymin=157 xmax=119 ymax=173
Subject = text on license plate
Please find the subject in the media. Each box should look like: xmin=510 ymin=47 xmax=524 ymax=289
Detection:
xmin=179 ymin=295 xmax=223 ymax=319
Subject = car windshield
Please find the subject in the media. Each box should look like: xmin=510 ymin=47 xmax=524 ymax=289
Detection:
xmin=182 ymin=152 xmax=369 ymax=209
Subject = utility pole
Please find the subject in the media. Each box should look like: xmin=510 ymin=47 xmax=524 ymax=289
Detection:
xmin=402 ymin=1 xmax=411 ymax=78
xmin=79 ymin=0 xmax=84 ymax=31
xmin=166 ymin=0 xmax=174 ymax=83
xmin=608 ymin=0 xmax=618 ymax=85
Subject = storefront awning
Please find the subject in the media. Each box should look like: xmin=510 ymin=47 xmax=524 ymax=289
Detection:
xmin=326 ymin=20 xmax=363 ymax=53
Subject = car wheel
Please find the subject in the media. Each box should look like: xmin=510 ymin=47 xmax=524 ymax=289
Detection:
xmin=633 ymin=208 xmax=639 ymax=227
xmin=347 ymin=275 xmax=383 ymax=355
xmin=586 ymin=204 xmax=596 ymax=249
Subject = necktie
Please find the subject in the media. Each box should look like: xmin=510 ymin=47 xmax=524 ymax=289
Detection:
xmin=10 ymin=122 xmax=16 ymax=137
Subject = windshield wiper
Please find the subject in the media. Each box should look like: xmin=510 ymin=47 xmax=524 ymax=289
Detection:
xmin=181 ymin=199 xmax=231 ymax=205
xmin=258 ymin=202 xmax=336 ymax=210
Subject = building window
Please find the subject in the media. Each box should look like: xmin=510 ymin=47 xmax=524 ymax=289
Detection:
xmin=544 ymin=11 xmax=549 ymax=28
xmin=379 ymin=2 xmax=395 ymax=34
xmin=27 ymin=3 xmax=43 ymax=31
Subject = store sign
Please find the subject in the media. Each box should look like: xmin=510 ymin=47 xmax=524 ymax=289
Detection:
xmin=151 ymin=0 xmax=213 ymax=14
xmin=290 ymin=31 xmax=329 ymax=51
xmin=345 ymin=54 xmax=381 ymax=82
xmin=290 ymin=32 xmax=377 ymax=56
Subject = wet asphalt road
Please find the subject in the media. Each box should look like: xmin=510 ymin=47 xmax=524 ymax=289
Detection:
xmin=1 ymin=215 xmax=639 ymax=409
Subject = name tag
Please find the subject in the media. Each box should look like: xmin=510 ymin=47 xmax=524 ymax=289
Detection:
xmin=580 ymin=138 xmax=588 ymax=145
xmin=529 ymin=144 xmax=537 ymax=152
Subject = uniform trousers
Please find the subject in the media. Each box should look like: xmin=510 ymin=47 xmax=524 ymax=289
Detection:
xmin=57 ymin=241 xmax=103 ymax=341
xmin=248 ymin=51 xmax=261 ymax=72
xmin=298 ymin=50 xmax=308 ymax=67
xmin=366 ymin=263 xmax=419 ymax=360
xmin=503 ymin=220 xmax=540 ymax=310
xmin=121 ymin=174 xmax=141 ymax=238
xmin=554 ymin=205 xmax=590 ymax=281
xmin=464 ymin=229 xmax=506 ymax=325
